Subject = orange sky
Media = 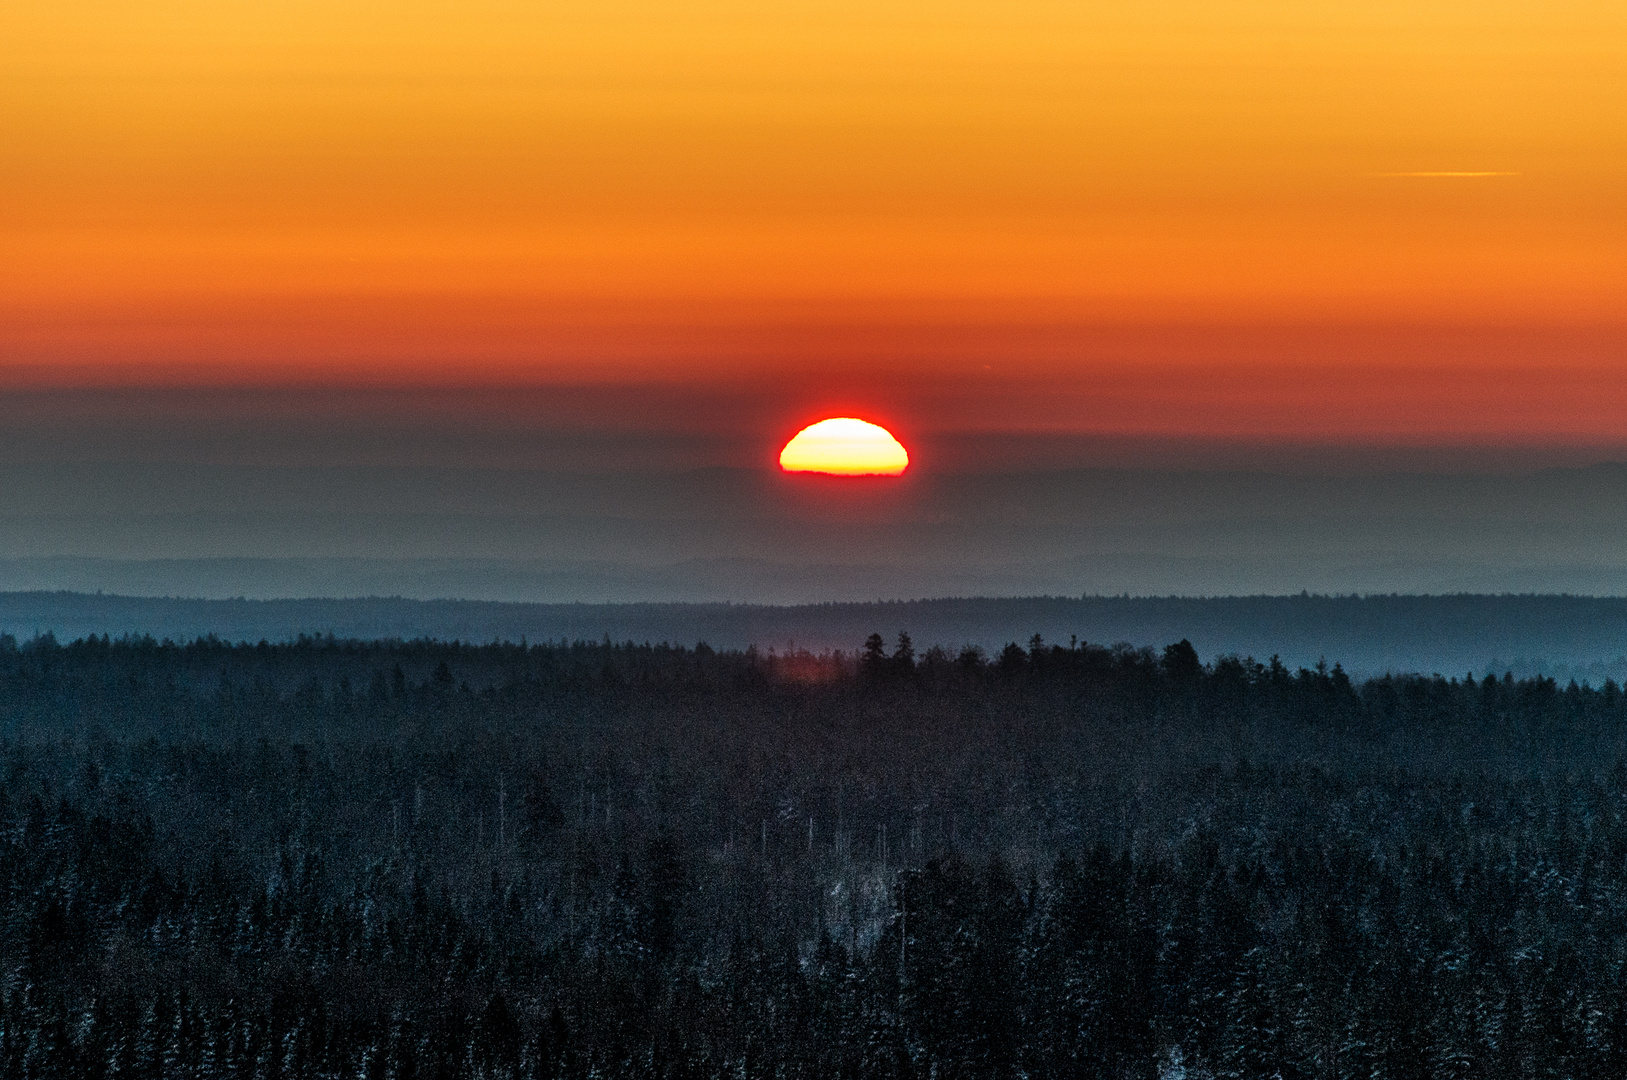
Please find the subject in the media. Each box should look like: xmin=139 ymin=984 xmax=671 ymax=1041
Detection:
xmin=3 ymin=0 xmax=1625 ymax=438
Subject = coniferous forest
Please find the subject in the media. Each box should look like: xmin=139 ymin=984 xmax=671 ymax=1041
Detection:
xmin=5 ymin=630 xmax=1627 ymax=1078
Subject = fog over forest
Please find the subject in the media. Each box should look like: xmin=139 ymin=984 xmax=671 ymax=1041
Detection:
xmin=7 ymin=591 xmax=1627 ymax=683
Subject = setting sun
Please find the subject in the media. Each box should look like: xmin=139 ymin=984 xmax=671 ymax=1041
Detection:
xmin=779 ymin=418 xmax=909 ymax=476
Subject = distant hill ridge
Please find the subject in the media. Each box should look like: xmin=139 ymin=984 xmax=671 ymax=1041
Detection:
xmin=3 ymin=590 xmax=1627 ymax=681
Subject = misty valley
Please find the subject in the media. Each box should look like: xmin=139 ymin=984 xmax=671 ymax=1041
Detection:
xmin=2 ymin=631 xmax=1625 ymax=1078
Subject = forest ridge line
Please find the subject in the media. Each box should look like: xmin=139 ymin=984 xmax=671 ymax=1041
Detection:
xmin=0 ymin=623 xmax=1605 ymax=711
xmin=7 ymin=589 xmax=1627 ymax=680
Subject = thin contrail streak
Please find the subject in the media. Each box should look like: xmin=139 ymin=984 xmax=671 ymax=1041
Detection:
xmin=1371 ymin=171 xmax=1521 ymax=177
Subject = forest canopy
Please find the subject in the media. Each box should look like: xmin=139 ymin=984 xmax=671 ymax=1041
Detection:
xmin=2 ymin=630 xmax=1625 ymax=1078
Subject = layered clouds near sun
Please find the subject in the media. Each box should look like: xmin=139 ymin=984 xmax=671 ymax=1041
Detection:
xmin=3 ymin=0 xmax=1626 ymax=436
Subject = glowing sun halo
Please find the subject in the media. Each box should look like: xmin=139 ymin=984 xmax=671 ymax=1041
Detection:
xmin=779 ymin=418 xmax=909 ymax=476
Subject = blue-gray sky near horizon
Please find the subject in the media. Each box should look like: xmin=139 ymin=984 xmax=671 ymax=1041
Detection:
xmin=5 ymin=386 xmax=1627 ymax=604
